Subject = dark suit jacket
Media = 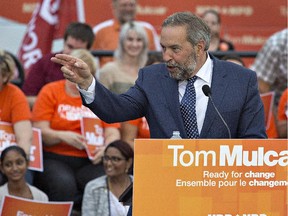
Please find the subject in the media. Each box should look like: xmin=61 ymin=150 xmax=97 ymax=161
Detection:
xmin=84 ymin=55 xmax=267 ymax=139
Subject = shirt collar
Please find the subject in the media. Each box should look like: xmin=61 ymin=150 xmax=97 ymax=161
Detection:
xmin=195 ymin=53 xmax=212 ymax=84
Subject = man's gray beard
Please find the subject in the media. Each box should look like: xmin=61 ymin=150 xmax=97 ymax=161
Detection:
xmin=168 ymin=63 xmax=196 ymax=81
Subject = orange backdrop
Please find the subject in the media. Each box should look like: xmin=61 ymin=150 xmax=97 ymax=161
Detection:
xmin=0 ymin=0 xmax=286 ymax=51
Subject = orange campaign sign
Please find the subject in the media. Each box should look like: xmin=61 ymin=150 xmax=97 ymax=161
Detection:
xmin=260 ymin=92 xmax=275 ymax=130
xmin=0 ymin=121 xmax=43 ymax=171
xmin=133 ymin=139 xmax=287 ymax=216
xmin=81 ymin=117 xmax=105 ymax=159
xmin=0 ymin=195 xmax=73 ymax=216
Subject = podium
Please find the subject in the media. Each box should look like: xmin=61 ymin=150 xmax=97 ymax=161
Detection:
xmin=130 ymin=139 xmax=287 ymax=216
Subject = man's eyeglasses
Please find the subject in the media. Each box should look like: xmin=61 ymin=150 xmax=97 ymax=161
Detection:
xmin=102 ymin=155 xmax=126 ymax=163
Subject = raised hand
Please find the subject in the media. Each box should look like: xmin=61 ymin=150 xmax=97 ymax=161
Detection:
xmin=51 ymin=54 xmax=93 ymax=90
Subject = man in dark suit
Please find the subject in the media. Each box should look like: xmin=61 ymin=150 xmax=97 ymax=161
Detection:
xmin=51 ymin=11 xmax=267 ymax=140
xmin=52 ymin=11 xmax=266 ymax=216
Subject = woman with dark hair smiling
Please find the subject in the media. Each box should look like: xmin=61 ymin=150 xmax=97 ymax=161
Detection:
xmin=82 ymin=140 xmax=133 ymax=216
xmin=0 ymin=145 xmax=48 ymax=203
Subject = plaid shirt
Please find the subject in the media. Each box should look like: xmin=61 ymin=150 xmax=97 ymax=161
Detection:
xmin=251 ymin=28 xmax=288 ymax=104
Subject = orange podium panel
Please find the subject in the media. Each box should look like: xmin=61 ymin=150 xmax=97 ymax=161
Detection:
xmin=133 ymin=139 xmax=287 ymax=216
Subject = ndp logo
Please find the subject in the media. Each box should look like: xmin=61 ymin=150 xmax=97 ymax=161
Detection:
xmin=208 ymin=214 xmax=267 ymax=216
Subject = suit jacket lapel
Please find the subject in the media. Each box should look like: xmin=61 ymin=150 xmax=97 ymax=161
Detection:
xmin=161 ymin=71 xmax=186 ymax=135
xmin=200 ymin=57 xmax=229 ymax=138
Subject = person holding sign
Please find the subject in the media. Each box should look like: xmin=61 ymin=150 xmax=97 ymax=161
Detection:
xmin=82 ymin=140 xmax=133 ymax=216
xmin=0 ymin=145 xmax=48 ymax=204
xmin=0 ymin=50 xmax=33 ymax=185
xmin=32 ymin=49 xmax=120 ymax=214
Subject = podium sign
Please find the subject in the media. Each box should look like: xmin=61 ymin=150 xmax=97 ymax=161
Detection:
xmin=134 ymin=139 xmax=287 ymax=216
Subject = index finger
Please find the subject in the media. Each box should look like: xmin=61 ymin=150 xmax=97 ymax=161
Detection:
xmin=51 ymin=54 xmax=76 ymax=65
xmin=51 ymin=54 xmax=88 ymax=70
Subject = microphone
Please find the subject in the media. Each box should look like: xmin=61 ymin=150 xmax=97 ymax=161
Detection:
xmin=202 ymin=85 xmax=231 ymax=138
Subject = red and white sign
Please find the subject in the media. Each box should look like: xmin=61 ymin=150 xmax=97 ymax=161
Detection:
xmin=80 ymin=117 xmax=105 ymax=160
xmin=0 ymin=121 xmax=43 ymax=172
xmin=16 ymin=0 xmax=82 ymax=77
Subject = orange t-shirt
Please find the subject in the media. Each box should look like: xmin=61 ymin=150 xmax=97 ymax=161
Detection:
xmin=32 ymin=80 xmax=119 ymax=158
xmin=0 ymin=83 xmax=31 ymax=123
xmin=278 ymin=88 xmax=288 ymax=120
xmin=128 ymin=117 xmax=150 ymax=139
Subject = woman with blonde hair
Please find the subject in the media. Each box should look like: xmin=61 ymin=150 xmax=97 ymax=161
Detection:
xmin=98 ymin=21 xmax=148 ymax=94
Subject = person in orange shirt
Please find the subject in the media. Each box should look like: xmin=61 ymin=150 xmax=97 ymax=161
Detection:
xmin=277 ymin=88 xmax=288 ymax=138
xmin=32 ymin=49 xmax=120 ymax=213
xmin=0 ymin=50 xmax=33 ymax=184
xmin=92 ymin=0 xmax=161 ymax=67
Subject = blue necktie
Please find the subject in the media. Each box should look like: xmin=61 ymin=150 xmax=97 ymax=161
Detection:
xmin=180 ymin=76 xmax=199 ymax=138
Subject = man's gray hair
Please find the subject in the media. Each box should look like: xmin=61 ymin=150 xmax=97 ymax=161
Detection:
xmin=162 ymin=11 xmax=211 ymax=51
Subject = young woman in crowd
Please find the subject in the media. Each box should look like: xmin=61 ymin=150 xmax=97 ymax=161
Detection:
xmin=82 ymin=140 xmax=133 ymax=216
xmin=0 ymin=145 xmax=48 ymax=203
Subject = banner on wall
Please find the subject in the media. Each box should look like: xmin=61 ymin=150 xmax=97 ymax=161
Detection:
xmin=133 ymin=139 xmax=287 ymax=216
xmin=17 ymin=0 xmax=83 ymax=77
xmin=0 ymin=121 xmax=43 ymax=171
xmin=0 ymin=196 xmax=73 ymax=216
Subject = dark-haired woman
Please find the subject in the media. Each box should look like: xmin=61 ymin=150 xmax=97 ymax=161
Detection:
xmin=0 ymin=145 xmax=48 ymax=203
xmin=82 ymin=140 xmax=133 ymax=216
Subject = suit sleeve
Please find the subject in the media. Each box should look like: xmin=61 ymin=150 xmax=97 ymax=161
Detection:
xmin=82 ymin=70 xmax=147 ymax=123
xmin=238 ymin=71 xmax=267 ymax=138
